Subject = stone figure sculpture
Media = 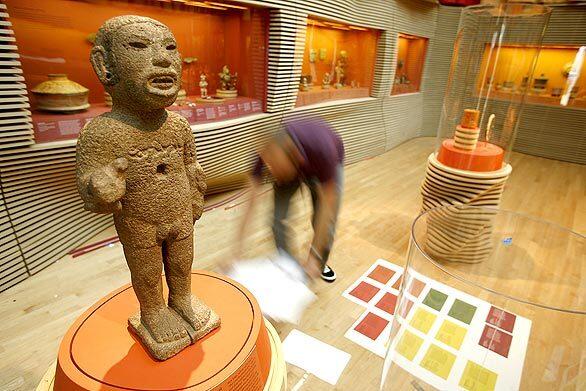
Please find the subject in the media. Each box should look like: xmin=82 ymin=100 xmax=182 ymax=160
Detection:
xmin=322 ymin=72 xmax=331 ymax=89
xmin=76 ymin=15 xmax=220 ymax=361
xmin=199 ymin=73 xmax=209 ymax=99
xmin=334 ymin=60 xmax=344 ymax=88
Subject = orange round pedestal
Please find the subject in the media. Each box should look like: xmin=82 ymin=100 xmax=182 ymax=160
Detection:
xmin=54 ymin=271 xmax=271 ymax=391
xmin=437 ymin=139 xmax=504 ymax=172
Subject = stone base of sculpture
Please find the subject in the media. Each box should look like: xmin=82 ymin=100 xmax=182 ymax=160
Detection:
xmin=128 ymin=295 xmax=220 ymax=361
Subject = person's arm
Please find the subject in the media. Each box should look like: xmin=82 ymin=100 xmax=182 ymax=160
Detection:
xmin=304 ymin=179 xmax=338 ymax=277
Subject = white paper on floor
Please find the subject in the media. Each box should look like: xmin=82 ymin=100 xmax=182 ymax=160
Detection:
xmin=227 ymin=254 xmax=316 ymax=324
xmin=283 ymin=329 xmax=351 ymax=386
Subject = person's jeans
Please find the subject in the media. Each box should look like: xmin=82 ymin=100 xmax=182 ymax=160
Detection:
xmin=272 ymin=164 xmax=344 ymax=268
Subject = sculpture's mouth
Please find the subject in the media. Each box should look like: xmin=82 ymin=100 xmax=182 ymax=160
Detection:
xmin=148 ymin=74 xmax=177 ymax=91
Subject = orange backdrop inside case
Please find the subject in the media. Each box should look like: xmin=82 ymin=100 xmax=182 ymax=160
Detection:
xmin=301 ymin=20 xmax=378 ymax=90
xmin=391 ymin=33 xmax=428 ymax=95
xmin=6 ymin=0 xmax=268 ymax=107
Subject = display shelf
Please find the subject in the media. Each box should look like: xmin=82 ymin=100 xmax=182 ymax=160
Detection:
xmin=5 ymin=0 xmax=269 ymax=143
xmin=297 ymin=17 xmax=379 ymax=107
xmin=391 ymin=33 xmax=428 ymax=96
xmin=477 ymin=44 xmax=586 ymax=109
xmin=32 ymin=97 xmax=264 ymax=143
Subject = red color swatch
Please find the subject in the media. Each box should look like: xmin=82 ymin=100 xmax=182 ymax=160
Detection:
xmin=479 ymin=325 xmax=513 ymax=358
xmin=349 ymin=281 xmax=379 ymax=303
xmin=392 ymin=276 xmax=402 ymax=290
xmin=368 ymin=265 xmax=395 ymax=284
xmin=375 ymin=292 xmax=398 ymax=315
xmin=408 ymin=278 xmax=426 ymax=298
xmin=355 ymin=312 xmax=389 ymax=340
xmin=486 ymin=306 xmax=516 ymax=333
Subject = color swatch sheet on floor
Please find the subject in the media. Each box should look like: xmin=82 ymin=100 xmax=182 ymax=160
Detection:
xmin=343 ymin=259 xmax=403 ymax=357
xmin=343 ymin=259 xmax=532 ymax=391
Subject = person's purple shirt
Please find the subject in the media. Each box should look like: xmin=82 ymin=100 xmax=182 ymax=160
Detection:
xmin=252 ymin=118 xmax=345 ymax=183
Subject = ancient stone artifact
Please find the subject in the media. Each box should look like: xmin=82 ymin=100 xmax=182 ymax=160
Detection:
xmin=216 ymin=65 xmax=238 ymax=98
xmin=334 ymin=60 xmax=344 ymax=88
xmin=32 ymin=74 xmax=89 ymax=112
xmin=199 ymin=73 xmax=209 ymax=99
xmin=322 ymin=72 xmax=331 ymax=89
xmin=76 ymin=15 xmax=220 ymax=361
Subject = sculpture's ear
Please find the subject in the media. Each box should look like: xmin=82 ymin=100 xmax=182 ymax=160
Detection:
xmin=90 ymin=45 xmax=115 ymax=86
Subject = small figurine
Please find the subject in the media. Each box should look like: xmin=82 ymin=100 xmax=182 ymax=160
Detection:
xmin=77 ymin=15 xmax=219 ymax=361
xmin=199 ymin=73 xmax=209 ymax=99
xmin=299 ymin=75 xmax=310 ymax=92
xmin=319 ymin=48 xmax=327 ymax=61
xmin=216 ymin=65 xmax=238 ymax=98
xmin=309 ymin=48 xmax=317 ymax=63
xmin=322 ymin=72 xmax=331 ymax=89
xmin=335 ymin=61 xmax=344 ymax=88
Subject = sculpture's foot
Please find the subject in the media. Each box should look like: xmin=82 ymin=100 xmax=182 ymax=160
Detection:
xmin=128 ymin=308 xmax=191 ymax=361
xmin=169 ymin=295 xmax=221 ymax=342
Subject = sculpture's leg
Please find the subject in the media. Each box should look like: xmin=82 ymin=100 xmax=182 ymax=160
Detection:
xmin=165 ymin=234 xmax=220 ymax=341
xmin=123 ymin=244 xmax=188 ymax=343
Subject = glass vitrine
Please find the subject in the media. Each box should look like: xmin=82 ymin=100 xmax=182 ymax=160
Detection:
xmin=296 ymin=17 xmax=379 ymax=107
xmin=6 ymin=0 xmax=269 ymax=143
xmin=391 ymin=33 xmax=429 ymax=95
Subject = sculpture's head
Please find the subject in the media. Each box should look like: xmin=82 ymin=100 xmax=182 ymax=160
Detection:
xmin=91 ymin=15 xmax=181 ymax=111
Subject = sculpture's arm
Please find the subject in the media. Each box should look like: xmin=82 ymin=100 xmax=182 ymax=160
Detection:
xmin=76 ymin=124 xmax=127 ymax=214
xmin=182 ymin=122 xmax=207 ymax=222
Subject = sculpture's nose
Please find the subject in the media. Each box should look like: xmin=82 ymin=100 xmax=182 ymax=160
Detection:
xmin=152 ymin=50 xmax=172 ymax=68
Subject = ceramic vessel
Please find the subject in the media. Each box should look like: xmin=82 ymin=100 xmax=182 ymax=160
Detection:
xmin=32 ymin=74 xmax=90 ymax=112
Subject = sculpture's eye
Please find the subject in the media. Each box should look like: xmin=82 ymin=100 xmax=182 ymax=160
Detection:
xmin=166 ymin=43 xmax=177 ymax=51
xmin=129 ymin=41 xmax=147 ymax=49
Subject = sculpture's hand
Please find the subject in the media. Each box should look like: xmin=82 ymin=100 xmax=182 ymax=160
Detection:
xmin=88 ymin=157 xmax=128 ymax=209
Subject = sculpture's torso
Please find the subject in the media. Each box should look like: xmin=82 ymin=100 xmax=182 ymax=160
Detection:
xmin=79 ymin=110 xmax=194 ymax=247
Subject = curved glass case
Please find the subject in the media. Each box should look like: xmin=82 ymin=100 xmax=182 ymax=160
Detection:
xmin=296 ymin=17 xmax=379 ymax=107
xmin=435 ymin=4 xmax=551 ymax=172
xmin=6 ymin=0 xmax=269 ymax=143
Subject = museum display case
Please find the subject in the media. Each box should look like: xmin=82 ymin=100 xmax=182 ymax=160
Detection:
xmin=381 ymin=205 xmax=585 ymax=390
xmin=296 ymin=17 xmax=379 ymax=107
xmin=435 ymin=3 xmax=551 ymax=173
xmin=391 ymin=33 xmax=429 ymax=95
xmin=5 ymin=0 xmax=269 ymax=143
xmin=478 ymin=44 xmax=586 ymax=110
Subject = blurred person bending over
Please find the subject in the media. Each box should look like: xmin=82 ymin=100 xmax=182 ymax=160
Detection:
xmin=237 ymin=117 xmax=344 ymax=282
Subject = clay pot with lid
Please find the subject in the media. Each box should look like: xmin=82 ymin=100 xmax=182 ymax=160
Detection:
xmin=31 ymin=74 xmax=90 ymax=112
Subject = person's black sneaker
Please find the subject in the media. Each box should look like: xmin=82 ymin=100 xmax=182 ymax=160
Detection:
xmin=321 ymin=264 xmax=336 ymax=282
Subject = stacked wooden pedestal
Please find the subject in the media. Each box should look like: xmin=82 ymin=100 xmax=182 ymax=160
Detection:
xmin=421 ymin=154 xmax=511 ymax=264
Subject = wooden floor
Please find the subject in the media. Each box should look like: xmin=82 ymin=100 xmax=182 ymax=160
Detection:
xmin=0 ymin=137 xmax=584 ymax=390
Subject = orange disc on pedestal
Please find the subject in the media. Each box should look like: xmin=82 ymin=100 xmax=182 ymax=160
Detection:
xmin=55 ymin=271 xmax=271 ymax=391
xmin=437 ymin=139 xmax=504 ymax=172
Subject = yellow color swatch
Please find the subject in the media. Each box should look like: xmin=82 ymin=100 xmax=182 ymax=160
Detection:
xmin=420 ymin=344 xmax=457 ymax=380
xmin=435 ymin=320 xmax=467 ymax=350
xmin=396 ymin=330 xmax=423 ymax=361
xmin=459 ymin=360 xmax=498 ymax=391
xmin=409 ymin=308 xmax=437 ymax=334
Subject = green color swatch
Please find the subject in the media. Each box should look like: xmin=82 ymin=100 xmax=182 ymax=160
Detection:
xmin=423 ymin=288 xmax=448 ymax=312
xmin=449 ymin=299 xmax=477 ymax=325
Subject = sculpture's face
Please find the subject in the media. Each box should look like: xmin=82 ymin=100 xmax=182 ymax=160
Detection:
xmin=111 ymin=23 xmax=181 ymax=110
